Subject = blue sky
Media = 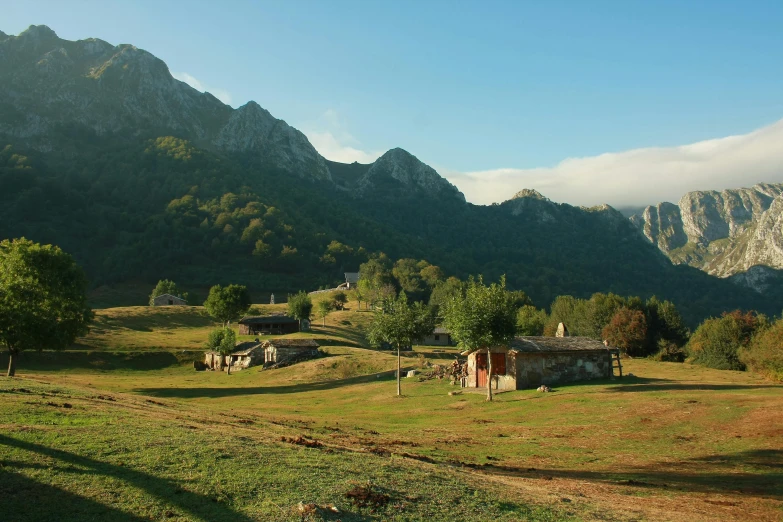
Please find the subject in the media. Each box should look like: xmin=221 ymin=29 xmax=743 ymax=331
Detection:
xmin=4 ymin=0 xmax=783 ymax=205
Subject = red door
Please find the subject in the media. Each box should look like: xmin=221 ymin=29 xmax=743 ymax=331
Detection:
xmin=476 ymin=353 xmax=487 ymax=387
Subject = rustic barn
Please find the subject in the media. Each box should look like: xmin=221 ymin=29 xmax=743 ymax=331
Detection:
xmin=263 ymin=338 xmax=320 ymax=365
xmin=152 ymin=293 xmax=187 ymax=306
xmin=204 ymin=341 xmax=265 ymax=371
xmin=238 ymin=315 xmax=299 ymax=335
xmin=421 ymin=327 xmax=453 ymax=346
xmin=462 ymin=335 xmax=616 ymax=390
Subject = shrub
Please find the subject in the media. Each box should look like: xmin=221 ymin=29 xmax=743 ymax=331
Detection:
xmin=687 ymin=310 xmax=768 ymax=371
xmin=653 ymin=339 xmax=686 ymax=362
xmin=740 ymin=319 xmax=783 ymax=381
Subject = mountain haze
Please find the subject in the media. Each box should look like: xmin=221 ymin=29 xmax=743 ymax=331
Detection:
xmin=1 ymin=25 xmax=781 ymax=324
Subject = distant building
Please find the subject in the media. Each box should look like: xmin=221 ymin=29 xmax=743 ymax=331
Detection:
xmin=151 ymin=294 xmax=187 ymax=306
xmin=421 ymin=327 xmax=453 ymax=346
xmin=461 ymin=334 xmax=618 ymax=390
xmin=263 ymin=338 xmax=320 ymax=365
xmin=238 ymin=315 xmax=299 ymax=335
xmin=341 ymin=272 xmax=360 ymax=289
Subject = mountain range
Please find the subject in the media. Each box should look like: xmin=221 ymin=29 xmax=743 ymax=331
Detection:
xmin=1 ymin=25 xmax=781 ymax=324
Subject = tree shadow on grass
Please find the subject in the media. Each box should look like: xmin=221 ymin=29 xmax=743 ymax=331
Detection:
xmin=136 ymin=369 xmax=410 ymax=398
xmin=472 ymin=449 xmax=783 ymax=499
xmin=0 ymin=351 xmax=184 ymax=372
xmin=0 ymin=434 xmax=256 ymax=522
xmin=0 ymin=467 xmax=149 ymax=522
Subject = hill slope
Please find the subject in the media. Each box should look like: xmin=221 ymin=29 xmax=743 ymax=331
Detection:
xmin=1 ymin=25 xmax=781 ymax=323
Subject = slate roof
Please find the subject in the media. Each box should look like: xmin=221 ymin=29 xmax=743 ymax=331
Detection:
xmin=432 ymin=327 xmax=450 ymax=335
xmin=239 ymin=315 xmax=298 ymax=325
xmin=344 ymin=272 xmax=360 ymax=284
xmin=231 ymin=342 xmax=264 ymax=356
xmin=263 ymin=339 xmax=320 ymax=348
xmin=509 ymin=336 xmax=608 ymax=353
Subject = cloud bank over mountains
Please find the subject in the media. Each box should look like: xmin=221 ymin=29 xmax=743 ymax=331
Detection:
xmin=443 ymin=118 xmax=783 ymax=207
xmin=303 ymin=112 xmax=783 ymax=207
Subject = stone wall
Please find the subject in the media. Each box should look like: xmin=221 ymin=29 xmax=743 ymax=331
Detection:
xmin=513 ymin=350 xmax=611 ymax=389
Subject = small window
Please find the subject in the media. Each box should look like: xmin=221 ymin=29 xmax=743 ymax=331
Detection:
xmin=168 ymin=299 xmax=173 ymax=305
xmin=434 ymin=335 xmax=440 ymax=341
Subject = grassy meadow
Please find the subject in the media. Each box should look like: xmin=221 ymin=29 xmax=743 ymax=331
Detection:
xmin=1 ymin=294 xmax=781 ymax=521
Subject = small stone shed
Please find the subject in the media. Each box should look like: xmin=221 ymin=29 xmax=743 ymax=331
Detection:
xmin=152 ymin=293 xmax=187 ymax=306
xmin=204 ymin=341 xmax=265 ymax=371
xmin=263 ymin=338 xmax=320 ymax=364
xmin=238 ymin=315 xmax=299 ymax=335
xmin=421 ymin=327 xmax=453 ymax=346
xmin=462 ymin=336 xmax=614 ymax=390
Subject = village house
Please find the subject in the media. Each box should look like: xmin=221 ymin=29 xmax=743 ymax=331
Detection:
xmin=421 ymin=327 xmax=453 ymax=346
xmin=338 ymin=272 xmax=360 ymax=290
xmin=204 ymin=341 xmax=265 ymax=371
xmin=238 ymin=315 xmax=299 ymax=335
xmin=461 ymin=326 xmax=618 ymax=390
xmin=151 ymin=293 xmax=187 ymax=306
xmin=263 ymin=338 xmax=320 ymax=364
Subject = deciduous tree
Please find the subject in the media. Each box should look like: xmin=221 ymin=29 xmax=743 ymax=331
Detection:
xmin=0 ymin=238 xmax=93 ymax=377
xmin=287 ymin=291 xmax=313 ymax=329
xmin=367 ymin=292 xmax=436 ymax=396
xmin=203 ymin=284 xmax=251 ymax=327
xmin=443 ymin=276 xmax=517 ymax=401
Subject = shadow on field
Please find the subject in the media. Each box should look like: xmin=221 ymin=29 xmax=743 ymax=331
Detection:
xmin=136 ymin=369 xmax=406 ymax=398
xmin=0 ymin=351 xmax=193 ymax=372
xmin=0 ymin=468 xmax=148 ymax=522
xmin=474 ymin=449 xmax=783 ymax=499
xmin=0 ymin=434 xmax=256 ymax=522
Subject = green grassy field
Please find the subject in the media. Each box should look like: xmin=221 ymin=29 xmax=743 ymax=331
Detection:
xmin=2 ymin=297 xmax=781 ymax=521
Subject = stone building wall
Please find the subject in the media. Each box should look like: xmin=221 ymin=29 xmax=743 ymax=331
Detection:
xmin=513 ymin=350 xmax=611 ymax=389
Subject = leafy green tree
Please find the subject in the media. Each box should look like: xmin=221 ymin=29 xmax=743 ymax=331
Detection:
xmin=367 ymin=292 xmax=436 ymax=396
xmin=149 ymin=279 xmax=188 ymax=305
xmin=419 ymin=263 xmax=444 ymax=288
xmin=517 ymin=305 xmax=548 ymax=336
xmin=287 ymin=291 xmax=313 ymax=329
xmin=332 ymin=291 xmax=348 ymax=310
xmin=443 ymin=276 xmax=517 ymax=401
xmin=203 ymin=284 xmax=251 ymax=327
xmin=602 ymin=308 xmax=648 ymax=356
xmin=316 ymin=299 xmax=334 ymax=327
xmin=0 ymin=238 xmax=93 ymax=376
xmin=429 ymin=277 xmax=463 ymax=312
xmin=393 ymin=258 xmax=425 ymax=296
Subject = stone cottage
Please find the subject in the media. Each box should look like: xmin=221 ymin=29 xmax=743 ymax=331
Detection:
xmin=151 ymin=293 xmax=187 ymax=306
xmin=462 ymin=335 xmax=615 ymax=390
xmin=204 ymin=341 xmax=265 ymax=371
xmin=238 ymin=315 xmax=299 ymax=335
xmin=263 ymin=338 xmax=320 ymax=365
xmin=421 ymin=327 xmax=453 ymax=346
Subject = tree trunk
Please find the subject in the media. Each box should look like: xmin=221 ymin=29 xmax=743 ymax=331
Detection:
xmin=7 ymin=350 xmax=17 ymax=377
xmin=397 ymin=345 xmax=402 ymax=396
xmin=486 ymin=347 xmax=493 ymax=402
xmin=323 ymin=317 xmax=326 ymax=327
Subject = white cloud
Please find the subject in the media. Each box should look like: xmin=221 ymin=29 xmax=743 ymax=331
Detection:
xmin=172 ymin=72 xmax=233 ymax=106
xmin=443 ymin=118 xmax=783 ymax=207
xmin=302 ymin=109 xmax=384 ymax=164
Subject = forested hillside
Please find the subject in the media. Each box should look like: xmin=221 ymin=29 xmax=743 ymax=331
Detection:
xmin=1 ymin=25 xmax=781 ymax=324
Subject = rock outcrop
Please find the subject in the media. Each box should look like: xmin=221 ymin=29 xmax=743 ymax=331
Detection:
xmin=356 ymin=148 xmax=465 ymax=201
xmin=631 ymin=183 xmax=783 ymax=277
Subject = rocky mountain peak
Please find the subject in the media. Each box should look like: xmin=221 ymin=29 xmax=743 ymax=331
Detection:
xmin=356 ymin=148 xmax=465 ymax=201
xmin=511 ymin=188 xmax=549 ymax=201
xmin=19 ymin=24 xmax=58 ymax=42
xmin=214 ymin=101 xmax=331 ymax=182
